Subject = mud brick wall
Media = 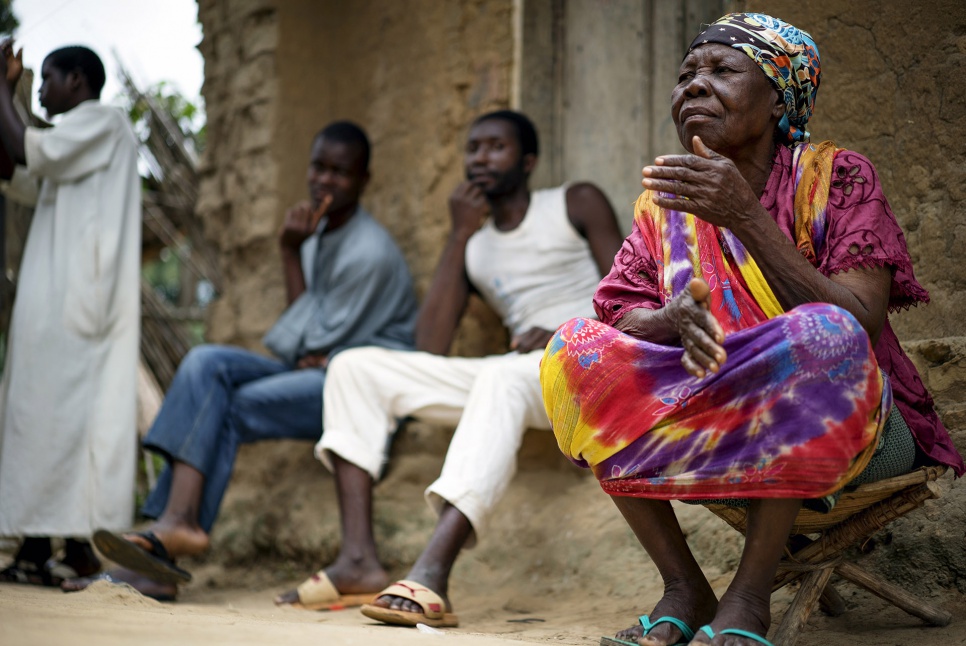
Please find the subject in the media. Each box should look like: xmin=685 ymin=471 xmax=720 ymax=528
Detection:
xmin=196 ymin=0 xmax=514 ymax=355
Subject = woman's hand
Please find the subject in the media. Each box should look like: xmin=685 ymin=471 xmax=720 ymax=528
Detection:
xmin=616 ymin=278 xmax=726 ymax=378
xmin=641 ymin=136 xmax=764 ymax=231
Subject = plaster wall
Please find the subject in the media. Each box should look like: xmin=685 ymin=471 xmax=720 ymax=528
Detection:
xmin=199 ymin=0 xmax=514 ymax=355
xmin=195 ymin=0 xmax=281 ymax=349
xmin=744 ymin=0 xmax=966 ymax=343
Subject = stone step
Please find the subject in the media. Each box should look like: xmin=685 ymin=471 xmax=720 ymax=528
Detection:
xmin=901 ymin=336 xmax=966 ymax=407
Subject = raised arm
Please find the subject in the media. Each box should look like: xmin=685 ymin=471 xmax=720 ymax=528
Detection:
xmin=278 ymin=196 xmax=329 ymax=305
xmin=414 ymin=181 xmax=488 ymax=354
xmin=0 ymin=42 xmax=25 ymax=167
xmin=565 ymin=182 xmax=624 ymax=275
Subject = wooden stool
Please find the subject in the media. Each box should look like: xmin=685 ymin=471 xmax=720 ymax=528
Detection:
xmin=704 ymin=465 xmax=951 ymax=646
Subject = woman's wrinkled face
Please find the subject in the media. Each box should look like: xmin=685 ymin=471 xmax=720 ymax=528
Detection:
xmin=671 ymin=43 xmax=784 ymax=156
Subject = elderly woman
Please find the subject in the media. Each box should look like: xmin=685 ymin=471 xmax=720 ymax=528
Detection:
xmin=540 ymin=13 xmax=964 ymax=646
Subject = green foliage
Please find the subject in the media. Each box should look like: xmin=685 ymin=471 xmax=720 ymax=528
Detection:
xmin=135 ymin=452 xmax=168 ymax=513
xmin=141 ymin=246 xmax=209 ymax=346
xmin=0 ymin=1 xmax=18 ymax=36
xmin=142 ymin=247 xmax=182 ymax=302
xmin=128 ymin=81 xmax=210 ymax=344
xmin=126 ymin=80 xmax=206 ymax=152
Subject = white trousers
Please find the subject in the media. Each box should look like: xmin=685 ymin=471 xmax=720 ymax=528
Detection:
xmin=316 ymin=346 xmax=550 ymax=543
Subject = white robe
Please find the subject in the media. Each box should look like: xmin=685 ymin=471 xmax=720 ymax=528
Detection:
xmin=0 ymin=100 xmax=141 ymax=537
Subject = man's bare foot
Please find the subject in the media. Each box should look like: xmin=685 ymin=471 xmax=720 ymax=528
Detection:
xmin=274 ymin=554 xmax=389 ymax=606
xmin=125 ymin=518 xmax=209 ymax=559
xmin=61 ymin=567 xmax=178 ymax=601
xmin=369 ymin=566 xmax=451 ymax=615
xmin=687 ymin=588 xmax=771 ymax=646
xmin=613 ymin=583 xmax=717 ymax=646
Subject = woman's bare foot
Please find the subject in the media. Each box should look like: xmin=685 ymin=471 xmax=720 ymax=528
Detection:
xmin=369 ymin=565 xmax=451 ymax=615
xmin=274 ymin=553 xmax=389 ymax=606
xmin=61 ymin=567 xmax=178 ymax=601
xmin=613 ymin=581 xmax=717 ymax=646
xmin=125 ymin=517 xmax=209 ymax=559
xmin=687 ymin=587 xmax=771 ymax=645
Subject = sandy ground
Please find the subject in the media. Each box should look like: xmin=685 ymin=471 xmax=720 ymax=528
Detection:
xmin=2 ymin=556 xmax=964 ymax=646
xmin=3 ymin=433 xmax=964 ymax=645
xmin=0 ymin=580 xmax=540 ymax=646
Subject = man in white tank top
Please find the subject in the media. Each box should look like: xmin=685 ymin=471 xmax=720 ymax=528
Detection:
xmin=277 ymin=111 xmax=623 ymax=622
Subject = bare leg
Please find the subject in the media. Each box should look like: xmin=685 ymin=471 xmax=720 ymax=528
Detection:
xmin=692 ymin=498 xmax=801 ymax=646
xmin=275 ymin=455 xmax=389 ymax=604
xmin=610 ymin=497 xmax=718 ymax=646
xmin=369 ymin=502 xmax=473 ymax=613
xmin=127 ymin=462 xmax=209 ymax=558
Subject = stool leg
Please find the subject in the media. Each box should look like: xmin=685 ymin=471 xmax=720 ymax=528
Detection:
xmin=835 ymin=561 xmax=952 ymax=627
xmin=818 ymin=582 xmax=847 ymax=617
xmin=772 ymin=566 xmax=834 ymax=646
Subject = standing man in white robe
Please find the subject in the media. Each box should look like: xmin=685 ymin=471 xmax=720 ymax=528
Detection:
xmin=0 ymin=43 xmax=140 ymax=586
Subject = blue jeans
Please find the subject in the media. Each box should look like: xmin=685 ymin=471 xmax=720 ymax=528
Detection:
xmin=140 ymin=345 xmax=325 ymax=532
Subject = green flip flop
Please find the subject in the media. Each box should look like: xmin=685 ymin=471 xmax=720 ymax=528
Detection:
xmin=601 ymin=614 xmax=696 ymax=646
xmin=699 ymin=624 xmax=774 ymax=646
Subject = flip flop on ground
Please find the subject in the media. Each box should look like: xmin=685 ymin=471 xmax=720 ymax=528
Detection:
xmin=92 ymin=529 xmax=192 ymax=585
xmin=601 ymin=614 xmax=696 ymax=646
xmin=275 ymin=570 xmax=377 ymax=611
xmin=699 ymin=625 xmax=774 ymax=646
xmin=360 ymin=579 xmax=459 ymax=628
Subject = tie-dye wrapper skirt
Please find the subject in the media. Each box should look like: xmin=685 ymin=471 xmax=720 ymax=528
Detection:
xmin=540 ymin=303 xmax=890 ymax=500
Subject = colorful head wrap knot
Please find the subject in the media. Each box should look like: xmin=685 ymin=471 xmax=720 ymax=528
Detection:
xmin=688 ymin=13 xmax=821 ymax=144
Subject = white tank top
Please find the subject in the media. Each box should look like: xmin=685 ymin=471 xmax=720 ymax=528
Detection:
xmin=465 ymin=184 xmax=602 ymax=336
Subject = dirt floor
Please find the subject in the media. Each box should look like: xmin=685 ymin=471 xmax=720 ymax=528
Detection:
xmin=2 ymin=560 xmax=964 ymax=646
xmin=2 ymin=430 xmax=964 ymax=645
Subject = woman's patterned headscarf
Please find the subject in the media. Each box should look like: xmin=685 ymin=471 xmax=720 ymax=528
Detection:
xmin=687 ymin=13 xmax=821 ymax=144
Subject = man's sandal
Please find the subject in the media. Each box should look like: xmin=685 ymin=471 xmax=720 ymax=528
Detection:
xmin=1 ymin=557 xmax=99 ymax=587
xmin=360 ymin=579 xmax=459 ymax=628
xmin=93 ymin=529 xmax=192 ymax=585
xmin=0 ymin=560 xmax=52 ymax=586
xmin=276 ymin=570 xmax=377 ymax=611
